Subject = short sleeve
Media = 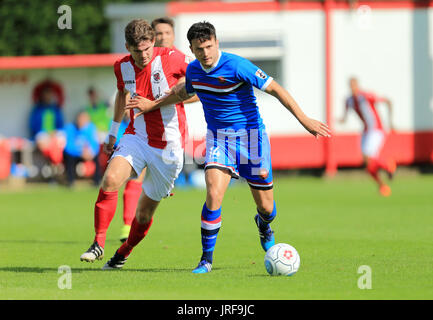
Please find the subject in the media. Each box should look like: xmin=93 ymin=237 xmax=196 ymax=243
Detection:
xmin=113 ymin=61 xmax=124 ymax=91
xmin=365 ymin=92 xmax=386 ymax=104
xmin=235 ymin=57 xmax=273 ymax=91
xmin=185 ymin=65 xmax=196 ymax=96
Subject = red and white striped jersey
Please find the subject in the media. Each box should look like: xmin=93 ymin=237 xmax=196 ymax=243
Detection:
xmin=346 ymin=91 xmax=385 ymax=132
xmin=114 ymin=47 xmax=189 ymax=149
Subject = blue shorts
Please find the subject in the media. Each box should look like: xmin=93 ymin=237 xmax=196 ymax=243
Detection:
xmin=204 ymin=128 xmax=273 ymax=190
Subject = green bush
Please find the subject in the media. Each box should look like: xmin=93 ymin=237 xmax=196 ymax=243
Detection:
xmin=0 ymin=0 xmax=165 ymax=56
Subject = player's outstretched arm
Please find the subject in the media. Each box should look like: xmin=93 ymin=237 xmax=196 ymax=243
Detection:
xmin=167 ymin=77 xmax=199 ymax=104
xmin=125 ymin=81 xmax=191 ymax=119
xmin=339 ymin=101 xmax=349 ymax=125
xmin=265 ymin=80 xmax=331 ymax=138
xmin=183 ymin=94 xmax=200 ymax=104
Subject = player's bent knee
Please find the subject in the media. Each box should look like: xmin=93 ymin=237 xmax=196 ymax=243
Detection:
xmin=102 ymin=171 xmax=124 ymax=191
xmin=257 ymin=202 xmax=274 ymax=216
xmin=207 ymin=188 xmax=222 ymax=201
xmin=206 ymin=189 xmax=224 ymax=210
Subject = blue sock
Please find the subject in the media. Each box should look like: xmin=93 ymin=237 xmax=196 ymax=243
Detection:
xmin=200 ymin=203 xmax=221 ymax=264
xmin=257 ymin=201 xmax=277 ymax=230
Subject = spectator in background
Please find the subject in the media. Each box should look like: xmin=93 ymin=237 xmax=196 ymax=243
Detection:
xmin=84 ymin=87 xmax=112 ymax=182
xmin=29 ymin=86 xmax=66 ymax=166
xmin=63 ymin=110 xmax=101 ymax=187
xmin=32 ymin=78 xmax=65 ymax=108
xmin=84 ymin=87 xmax=111 ymax=144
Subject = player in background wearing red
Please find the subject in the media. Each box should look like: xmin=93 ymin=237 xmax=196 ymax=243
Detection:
xmin=80 ymin=19 xmax=190 ymax=268
xmin=339 ymin=77 xmax=396 ymax=197
xmin=118 ymin=17 xmax=196 ymax=243
xmin=152 ymin=17 xmax=176 ymax=50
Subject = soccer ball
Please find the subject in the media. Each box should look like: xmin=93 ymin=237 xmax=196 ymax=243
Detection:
xmin=264 ymin=243 xmax=300 ymax=276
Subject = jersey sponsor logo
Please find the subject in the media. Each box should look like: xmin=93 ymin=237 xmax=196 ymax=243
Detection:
xmin=255 ymin=69 xmax=267 ymax=79
xmin=120 ymin=61 xmax=137 ymax=93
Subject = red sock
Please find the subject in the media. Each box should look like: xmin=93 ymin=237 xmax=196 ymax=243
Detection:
xmin=93 ymin=188 xmax=118 ymax=248
xmin=123 ymin=180 xmax=142 ymax=226
xmin=118 ymin=217 xmax=153 ymax=257
xmin=366 ymin=159 xmax=381 ymax=184
xmin=376 ymin=158 xmax=389 ymax=172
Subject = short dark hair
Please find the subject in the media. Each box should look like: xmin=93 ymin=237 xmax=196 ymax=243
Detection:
xmin=187 ymin=21 xmax=216 ymax=44
xmin=151 ymin=17 xmax=174 ymax=29
xmin=125 ymin=19 xmax=155 ymax=47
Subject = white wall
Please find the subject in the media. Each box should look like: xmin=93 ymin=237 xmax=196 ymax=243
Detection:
xmin=333 ymin=7 xmax=433 ymax=133
xmin=333 ymin=8 xmax=413 ymax=133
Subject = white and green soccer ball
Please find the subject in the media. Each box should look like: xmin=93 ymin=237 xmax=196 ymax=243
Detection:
xmin=264 ymin=243 xmax=300 ymax=276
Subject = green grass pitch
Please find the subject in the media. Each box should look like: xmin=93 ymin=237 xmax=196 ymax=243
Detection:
xmin=0 ymin=173 xmax=432 ymax=300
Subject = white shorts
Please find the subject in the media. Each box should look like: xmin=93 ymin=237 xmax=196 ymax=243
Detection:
xmin=111 ymin=134 xmax=184 ymax=201
xmin=361 ymin=129 xmax=385 ymax=158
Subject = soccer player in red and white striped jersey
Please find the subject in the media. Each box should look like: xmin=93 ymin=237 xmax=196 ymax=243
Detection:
xmin=80 ymin=19 xmax=191 ymax=268
xmin=340 ymin=77 xmax=396 ymax=196
xmin=118 ymin=17 xmax=195 ymax=243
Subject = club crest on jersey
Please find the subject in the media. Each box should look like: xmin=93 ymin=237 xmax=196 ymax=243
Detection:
xmin=255 ymin=69 xmax=267 ymax=79
xmin=217 ymin=76 xmax=226 ymax=84
xmin=152 ymin=70 xmax=163 ymax=83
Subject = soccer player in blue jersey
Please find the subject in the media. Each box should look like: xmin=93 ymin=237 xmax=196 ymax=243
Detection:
xmin=127 ymin=21 xmax=331 ymax=274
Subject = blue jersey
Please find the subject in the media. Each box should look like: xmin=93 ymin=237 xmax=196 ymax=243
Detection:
xmin=185 ymin=51 xmax=273 ymax=131
xmin=64 ymin=122 xmax=100 ymax=158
